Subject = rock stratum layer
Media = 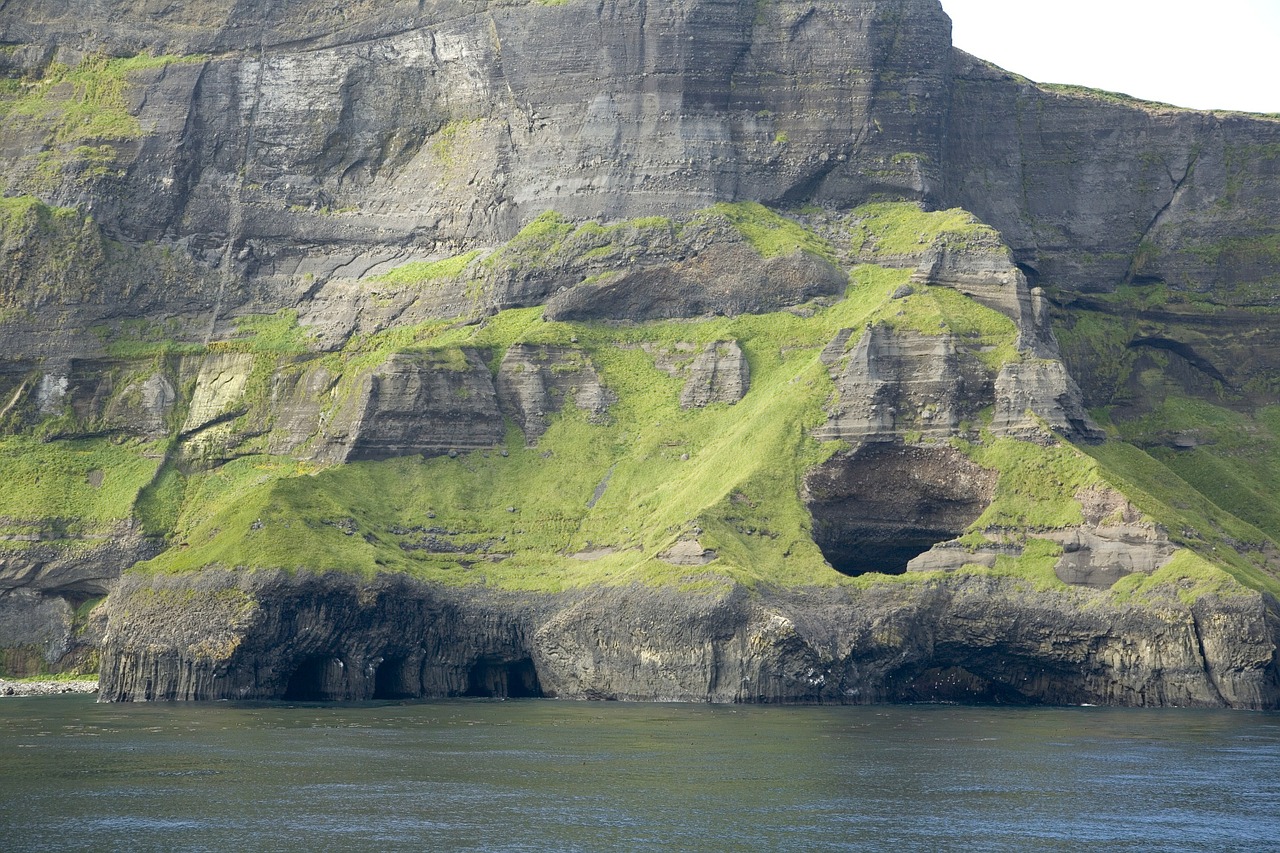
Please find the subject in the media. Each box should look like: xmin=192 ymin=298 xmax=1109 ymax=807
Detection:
xmin=1 ymin=0 xmax=1279 ymax=706
xmin=102 ymin=570 xmax=1280 ymax=708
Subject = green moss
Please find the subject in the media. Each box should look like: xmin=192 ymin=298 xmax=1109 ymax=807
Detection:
xmin=958 ymin=438 xmax=1102 ymax=531
xmin=699 ymin=202 xmax=837 ymax=263
xmin=956 ymin=537 xmax=1067 ymax=591
xmin=48 ymin=199 xmax=1262 ymax=600
xmin=215 ymin=310 xmax=315 ymax=355
xmin=481 ymin=210 xmax=578 ymax=273
xmin=0 ymin=436 xmax=162 ymax=534
xmin=0 ymin=53 xmax=203 ymax=181
xmin=371 ymin=250 xmax=482 ymax=286
xmin=137 ymin=281 xmax=925 ymax=588
xmin=868 ymin=273 xmax=1021 ymax=369
xmin=848 ymin=202 xmax=994 ymax=256
xmin=135 ymin=460 xmax=187 ymax=538
xmin=1110 ymin=396 xmax=1280 ymax=546
xmin=1110 ymin=549 xmax=1251 ymax=605
xmin=1082 ymin=440 xmax=1280 ymax=598
xmin=0 ymin=195 xmax=80 ymax=232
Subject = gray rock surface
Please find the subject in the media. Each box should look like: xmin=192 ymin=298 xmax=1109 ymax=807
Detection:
xmin=646 ymin=339 xmax=751 ymax=409
xmin=496 ymin=345 xmax=613 ymax=442
xmin=816 ymin=325 xmax=990 ymax=444
xmin=991 ymin=361 xmax=1103 ymax=442
xmin=344 ymin=350 xmax=506 ymax=460
xmin=99 ymin=569 xmax=1280 ymax=708
xmin=0 ymin=522 xmax=160 ymax=596
xmin=677 ymin=341 xmax=751 ymax=408
xmin=0 ymin=588 xmax=105 ymax=677
xmin=944 ymin=51 xmax=1280 ymax=303
xmin=543 ymin=246 xmax=847 ymax=322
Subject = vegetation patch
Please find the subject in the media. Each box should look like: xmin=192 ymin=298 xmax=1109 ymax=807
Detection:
xmin=957 ymin=437 xmax=1101 ymax=531
xmin=371 ymin=250 xmax=482 ymax=287
xmin=0 ymin=53 xmax=202 ymax=183
xmin=698 ymin=202 xmax=838 ymax=263
xmin=847 ymin=202 xmax=994 ymax=256
xmin=1036 ymin=83 xmax=1187 ymax=113
xmin=0 ymin=436 xmax=161 ymax=535
xmin=2 ymin=196 xmax=1267 ymax=601
xmin=1110 ymin=549 xmax=1250 ymax=605
xmin=213 ymin=310 xmax=315 ymax=355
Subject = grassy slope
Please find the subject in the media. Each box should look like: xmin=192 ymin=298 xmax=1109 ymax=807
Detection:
xmin=6 ymin=202 xmax=1276 ymax=599
xmin=131 ymin=203 xmax=1032 ymax=589
xmin=0 ymin=436 xmax=162 ymax=539
xmin=1052 ymin=282 xmax=1280 ymax=599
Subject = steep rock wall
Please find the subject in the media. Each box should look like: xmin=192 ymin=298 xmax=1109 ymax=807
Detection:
xmin=0 ymin=0 xmax=953 ymax=260
xmin=99 ymin=569 xmax=1280 ymax=708
xmin=943 ymin=51 xmax=1280 ymax=301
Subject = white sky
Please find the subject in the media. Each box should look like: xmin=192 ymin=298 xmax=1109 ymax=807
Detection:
xmin=940 ymin=0 xmax=1280 ymax=114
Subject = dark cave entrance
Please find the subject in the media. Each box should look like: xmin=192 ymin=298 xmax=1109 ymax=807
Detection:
xmin=804 ymin=444 xmax=996 ymax=576
xmin=464 ymin=657 xmax=542 ymax=698
xmin=282 ymin=656 xmax=338 ymax=701
xmin=372 ymin=656 xmax=417 ymax=700
xmin=891 ymin=665 xmax=1043 ymax=705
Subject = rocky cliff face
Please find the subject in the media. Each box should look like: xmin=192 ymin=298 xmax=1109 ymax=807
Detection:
xmin=2 ymin=0 xmax=1280 ymax=705
xmin=100 ymin=568 xmax=1280 ymax=709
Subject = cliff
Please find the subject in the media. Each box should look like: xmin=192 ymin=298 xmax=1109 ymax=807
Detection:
xmin=1 ymin=0 xmax=1278 ymax=706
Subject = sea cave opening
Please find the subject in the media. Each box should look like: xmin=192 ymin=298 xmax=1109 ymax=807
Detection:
xmin=464 ymin=657 xmax=542 ymax=699
xmin=804 ymin=444 xmax=996 ymax=576
xmin=372 ymin=656 xmax=417 ymax=700
xmin=282 ymin=655 xmax=339 ymax=701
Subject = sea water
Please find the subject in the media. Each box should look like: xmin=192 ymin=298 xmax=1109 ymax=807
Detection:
xmin=1 ymin=697 xmax=1276 ymax=852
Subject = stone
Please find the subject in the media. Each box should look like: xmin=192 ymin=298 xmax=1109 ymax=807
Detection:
xmin=991 ymin=361 xmax=1104 ymax=443
xmin=95 ymin=568 xmax=1280 ymax=709
xmin=677 ymin=341 xmax=751 ymax=408
xmin=496 ymin=345 xmax=614 ymax=443
xmin=816 ymin=325 xmax=990 ymax=444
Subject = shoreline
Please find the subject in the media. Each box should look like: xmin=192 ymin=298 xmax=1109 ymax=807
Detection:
xmin=0 ymin=678 xmax=99 ymax=697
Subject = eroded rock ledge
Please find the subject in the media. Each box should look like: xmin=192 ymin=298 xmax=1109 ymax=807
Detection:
xmin=100 ymin=569 xmax=1280 ymax=708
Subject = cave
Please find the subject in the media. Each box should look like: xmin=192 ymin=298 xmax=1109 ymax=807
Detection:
xmin=804 ymin=444 xmax=997 ymax=576
xmin=891 ymin=665 xmax=1042 ymax=705
xmin=463 ymin=657 xmax=542 ymax=698
xmin=372 ymin=656 xmax=417 ymax=700
xmin=282 ymin=656 xmax=340 ymax=701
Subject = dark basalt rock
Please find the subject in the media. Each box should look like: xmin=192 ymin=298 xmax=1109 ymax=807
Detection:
xmin=99 ymin=569 xmax=1280 ymax=708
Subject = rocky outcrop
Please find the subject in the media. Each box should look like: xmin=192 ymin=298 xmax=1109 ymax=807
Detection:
xmin=344 ymin=350 xmax=505 ymax=460
xmin=0 ymin=588 xmax=104 ymax=677
xmin=178 ymin=347 xmax=508 ymax=463
xmin=817 ymin=326 xmax=990 ymax=444
xmin=496 ymin=345 xmax=614 ymax=443
xmin=101 ymin=569 xmax=548 ymax=702
xmin=678 ymin=341 xmax=751 ymax=408
xmin=990 ymin=361 xmax=1103 ymax=442
xmin=99 ymin=568 xmax=1280 ymax=708
xmin=543 ymin=246 xmax=847 ymax=322
xmin=650 ymin=340 xmax=751 ymax=408
xmin=909 ymin=228 xmax=1057 ymax=356
xmin=0 ymin=522 xmax=160 ymax=596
